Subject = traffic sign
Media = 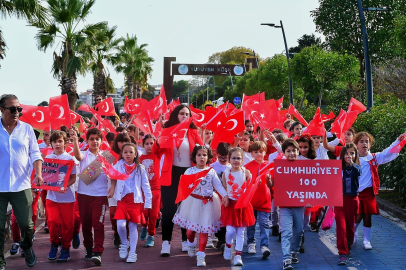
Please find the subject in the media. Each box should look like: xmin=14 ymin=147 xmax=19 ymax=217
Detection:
xmin=233 ymin=97 xmax=241 ymax=105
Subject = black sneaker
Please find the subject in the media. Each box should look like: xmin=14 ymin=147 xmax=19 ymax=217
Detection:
xmin=291 ymin=252 xmax=299 ymax=264
xmin=299 ymin=244 xmax=305 ymax=253
xmin=44 ymin=223 xmax=49 ymax=233
xmin=10 ymin=242 xmax=20 ymax=255
xmin=310 ymin=222 xmax=319 ymax=232
xmin=91 ymin=252 xmax=102 ymax=265
xmin=272 ymin=225 xmax=279 ymax=236
xmin=283 ymin=259 xmax=294 ymax=270
xmin=72 ymin=234 xmax=80 ymax=249
xmin=24 ymin=247 xmax=37 ymax=267
xmin=113 ymin=233 xmax=121 ymax=248
xmin=155 ymin=212 xmax=162 ymax=228
xmin=0 ymin=264 xmax=5 ymax=270
xmin=278 ymin=232 xmax=281 ymax=242
xmin=85 ymin=248 xmax=93 ymax=261
xmin=337 ymin=255 xmax=347 ymax=265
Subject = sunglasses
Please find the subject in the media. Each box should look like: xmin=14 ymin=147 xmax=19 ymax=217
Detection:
xmin=2 ymin=106 xmax=23 ymax=113
xmin=96 ymin=99 xmax=102 ymax=101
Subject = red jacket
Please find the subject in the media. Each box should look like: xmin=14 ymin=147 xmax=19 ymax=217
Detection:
xmin=244 ymin=160 xmax=272 ymax=212
xmin=153 ymin=128 xmax=203 ymax=186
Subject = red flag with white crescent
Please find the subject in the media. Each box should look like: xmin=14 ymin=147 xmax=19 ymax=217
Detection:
xmin=95 ymin=97 xmax=116 ymax=116
xmin=49 ymin=94 xmax=71 ymax=130
xmin=20 ymin=105 xmax=50 ymax=130
xmin=158 ymin=117 xmax=192 ymax=148
xmin=175 ymin=169 xmax=211 ymax=204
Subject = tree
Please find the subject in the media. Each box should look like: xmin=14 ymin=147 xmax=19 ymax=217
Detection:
xmin=373 ymin=57 xmax=406 ymax=102
xmin=87 ymin=24 xmax=120 ymax=103
xmin=207 ymin=46 xmax=262 ymax=65
xmin=38 ymin=101 xmax=48 ymax=106
xmin=33 ymin=0 xmax=107 ymax=110
xmin=172 ymin=80 xmax=188 ymax=99
xmin=393 ymin=15 xmax=406 ymax=59
xmin=308 ymin=48 xmax=359 ymax=107
xmin=142 ymin=84 xmax=155 ymax=101
xmin=311 ymin=0 xmax=406 ymax=80
xmin=111 ymin=34 xmax=154 ymax=99
xmin=0 ymin=0 xmax=48 ymax=63
xmin=289 ymin=34 xmax=322 ymax=54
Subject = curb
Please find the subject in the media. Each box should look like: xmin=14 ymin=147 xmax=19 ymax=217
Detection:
xmin=376 ymin=196 xmax=406 ymax=222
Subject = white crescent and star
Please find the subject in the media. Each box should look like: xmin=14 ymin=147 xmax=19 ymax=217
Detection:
xmin=196 ymin=113 xmax=205 ymax=122
xmin=225 ymin=119 xmax=238 ymax=131
xmin=154 ymin=97 xmax=163 ymax=111
xmin=32 ymin=110 xmax=44 ymax=123
xmin=52 ymin=105 xmax=64 ymax=119
xmin=103 ymin=103 xmax=109 ymax=113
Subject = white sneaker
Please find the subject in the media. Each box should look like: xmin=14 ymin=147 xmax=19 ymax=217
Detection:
xmin=126 ymin=252 xmax=137 ymax=263
xmin=206 ymin=238 xmax=214 ymax=248
xmin=234 ymin=255 xmax=243 ymax=266
xmin=363 ymin=241 xmax=372 ymax=250
xmin=196 ymin=251 xmax=206 ymax=267
xmin=160 ymin=240 xmax=171 ymax=256
xmin=353 ymin=230 xmax=358 ymax=245
xmin=247 ymin=243 xmax=256 ymax=254
xmin=223 ymin=246 xmax=232 ymax=260
xmin=188 ymin=243 xmax=196 ymax=257
xmin=119 ymin=244 xmax=128 ymax=259
xmin=181 ymin=241 xmax=188 ymax=252
xmin=261 ymin=246 xmax=271 ymax=259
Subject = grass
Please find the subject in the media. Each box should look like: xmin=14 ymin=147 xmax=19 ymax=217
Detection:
xmin=378 ymin=189 xmax=406 ymax=209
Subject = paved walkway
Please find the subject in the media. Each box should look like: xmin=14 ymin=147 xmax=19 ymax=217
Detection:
xmin=4 ymin=209 xmax=406 ymax=269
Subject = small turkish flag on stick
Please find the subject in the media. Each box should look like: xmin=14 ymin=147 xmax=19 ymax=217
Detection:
xmin=175 ymin=169 xmax=212 ymax=204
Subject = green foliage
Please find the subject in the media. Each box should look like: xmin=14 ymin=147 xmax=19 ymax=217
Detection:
xmin=393 ymin=15 xmax=406 ymax=58
xmin=353 ymin=95 xmax=406 ymax=195
xmin=142 ymin=85 xmax=155 ymax=101
xmin=289 ymin=34 xmax=322 ymax=54
xmin=311 ymin=0 xmax=406 ymax=67
xmin=38 ymin=100 xmax=49 ymax=106
xmin=172 ymin=80 xmax=188 ymax=99
xmin=207 ymin=46 xmax=262 ymax=65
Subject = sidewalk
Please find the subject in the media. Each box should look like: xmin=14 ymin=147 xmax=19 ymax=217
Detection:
xmin=4 ymin=209 xmax=406 ymax=269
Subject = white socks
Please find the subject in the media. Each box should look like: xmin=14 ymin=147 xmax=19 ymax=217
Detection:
xmin=117 ymin=220 xmax=138 ymax=253
xmin=363 ymin=226 xmax=371 ymax=243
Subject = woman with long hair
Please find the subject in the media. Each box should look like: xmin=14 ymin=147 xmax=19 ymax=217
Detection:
xmin=153 ymin=104 xmax=204 ymax=256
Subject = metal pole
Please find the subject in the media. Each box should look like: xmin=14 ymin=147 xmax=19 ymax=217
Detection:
xmin=207 ymin=77 xmax=209 ymax=102
xmin=229 ymin=72 xmax=234 ymax=91
xmin=187 ymin=84 xmax=189 ymax=104
xmin=280 ymin=20 xmax=293 ymax=105
xmin=357 ymin=0 xmax=373 ymax=109
xmin=213 ymin=78 xmax=215 ymax=101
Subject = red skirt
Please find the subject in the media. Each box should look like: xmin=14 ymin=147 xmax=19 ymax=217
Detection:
xmin=114 ymin=193 xmax=147 ymax=224
xmin=221 ymin=199 xmax=255 ymax=227
xmin=358 ymin=187 xmax=380 ymax=215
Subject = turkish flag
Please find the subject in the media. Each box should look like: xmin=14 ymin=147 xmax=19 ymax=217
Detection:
xmin=20 ymin=105 xmax=50 ymax=130
xmin=211 ymin=111 xmax=245 ymax=149
xmin=99 ymin=154 xmax=129 ymax=180
xmin=305 ymin=108 xmax=325 ymax=136
xmin=79 ymin=118 xmax=88 ymax=133
xmin=124 ymin=96 xmax=147 ymax=115
xmin=275 ymin=96 xmax=284 ymax=110
xmin=175 ymin=169 xmax=211 ymax=204
xmin=133 ymin=116 xmax=153 ymax=134
xmin=145 ymin=85 xmax=167 ymax=119
xmin=348 ymin=97 xmax=366 ymax=113
xmin=70 ymin=110 xmax=81 ymax=125
xmin=190 ymin=106 xmax=206 ymax=127
xmin=390 ymin=133 xmax=406 ymax=153
xmin=49 ymin=94 xmax=71 ymax=130
xmin=77 ymin=103 xmax=92 ymax=113
xmin=40 ymin=147 xmax=54 ymax=157
xmin=242 ymin=93 xmax=265 ymax=112
xmin=331 ymin=109 xmax=346 ymax=135
xmin=321 ymin=111 xmax=335 ymax=123
xmin=234 ymin=175 xmax=259 ymax=209
xmin=337 ymin=111 xmax=359 ymax=145
xmin=95 ymin=97 xmax=116 ymax=116
xmin=158 ymin=117 xmax=192 ymax=148
xmin=288 ymin=104 xmax=309 ymax=127
xmin=203 ymin=106 xmax=218 ymax=122
xmin=218 ymin=102 xmax=236 ymax=116
xmin=205 ymin=109 xmax=226 ymax=132
xmin=168 ymin=98 xmax=181 ymax=113
xmin=92 ymin=110 xmax=117 ymax=134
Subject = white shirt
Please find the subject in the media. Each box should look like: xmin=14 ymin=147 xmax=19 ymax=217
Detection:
xmin=45 ymin=152 xmax=77 ymax=203
xmin=223 ymin=168 xmax=246 ymax=200
xmin=242 ymin=151 xmax=254 ymax=166
xmin=210 ymin=161 xmax=231 ymax=179
xmin=0 ymin=119 xmax=43 ymax=192
xmin=38 ymin=142 xmax=48 ymax=149
xmin=173 ymin=136 xmax=192 ymax=167
xmin=77 ymin=150 xmax=108 ymax=196
xmin=184 ymin=167 xmax=227 ymax=198
xmin=315 ymin=145 xmax=330 ymax=160
xmin=358 ymin=139 xmax=400 ymax=192
xmin=113 ymin=160 xmax=152 ymax=208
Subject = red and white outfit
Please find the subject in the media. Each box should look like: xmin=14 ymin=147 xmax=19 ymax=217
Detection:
xmin=221 ymin=168 xmax=255 ymax=255
xmin=140 ymin=153 xmax=161 ymax=236
xmin=45 ymin=152 xmax=77 ymax=250
xmin=77 ymin=150 xmax=108 ymax=254
xmin=173 ymin=167 xmax=227 ymax=234
xmin=113 ymin=160 xmax=152 ymax=256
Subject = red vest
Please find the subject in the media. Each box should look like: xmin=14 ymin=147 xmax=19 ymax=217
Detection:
xmin=368 ymin=153 xmax=380 ymax=195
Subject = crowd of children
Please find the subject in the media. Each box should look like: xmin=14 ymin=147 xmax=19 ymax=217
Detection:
xmin=7 ymin=102 xmax=406 ymax=270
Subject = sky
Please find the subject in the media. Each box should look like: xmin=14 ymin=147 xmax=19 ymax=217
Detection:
xmin=0 ymin=0 xmax=320 ymax=105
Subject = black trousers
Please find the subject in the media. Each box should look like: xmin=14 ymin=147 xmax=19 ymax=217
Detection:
xmin=161 ymin=166 xmax=187 ymax=242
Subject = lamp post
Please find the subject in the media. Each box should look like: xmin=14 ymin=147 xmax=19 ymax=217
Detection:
xmin=222 ymin=71 xmax=234 ymax=91
xmin=261 ymin=21 xmax=293 ymax=105
xmin=241 ymin=51 xmax=259 ymax=69
xmin=356 ymin=0 xmax=389 ymax=110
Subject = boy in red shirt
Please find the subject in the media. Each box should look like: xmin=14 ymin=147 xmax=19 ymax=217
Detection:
xmin=244 ymin=141 xmax=273 ymax=259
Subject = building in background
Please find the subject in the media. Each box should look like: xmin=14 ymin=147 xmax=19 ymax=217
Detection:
xmin=78 ymin=90 xmax=93 ymax=105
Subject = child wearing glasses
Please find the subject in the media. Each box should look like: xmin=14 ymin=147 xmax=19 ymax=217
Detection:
xmin=221 ymin=148 xmax=255 ymax=266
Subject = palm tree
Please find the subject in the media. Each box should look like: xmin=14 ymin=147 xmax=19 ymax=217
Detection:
xmin=86 ymin=24 xmax=120 ymax=103
xmin=111 ymin=34 xmax=154 ymax=99
xmin=0 ymin=0 xmax=48 ymax=64
xmin=33 ymin=0 xmax=106 ymax=109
